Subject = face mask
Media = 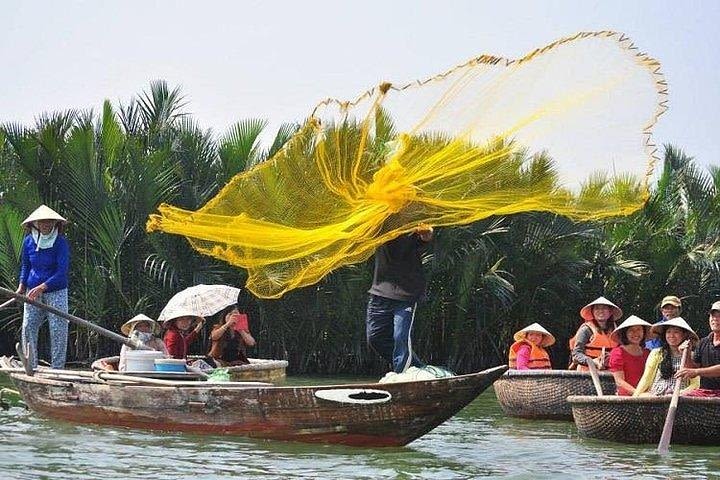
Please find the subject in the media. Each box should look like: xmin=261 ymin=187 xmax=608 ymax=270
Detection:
xmin=131 ymin=331 xmax=153 ymax=342
xmin=31 ymin=226 xmax=58 ymax=251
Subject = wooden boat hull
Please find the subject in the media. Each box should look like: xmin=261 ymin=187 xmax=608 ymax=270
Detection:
xmin=493 ymin=369 xmax=616 ymax=420
xmin=568 ymin=395 xmax=720 ymax=445
xmin=10 ymin=365 xmax=507 ymax=447
xmin=92 ymin=356 xmax=288 ymax=383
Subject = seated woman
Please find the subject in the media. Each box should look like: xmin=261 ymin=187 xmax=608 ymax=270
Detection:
xmin=508 ymin=323 xmax=554 ymax=370
xmin=163 ymin=313 xmax=205 ymax=359
xmin=570 ymin=297 xmax=622 ymax=371
xmin=118 ymin=314 xmax=167 ymax=371
xmin=208 ymin=304 xmax=257 ymax=367
xmin=633 ymin=317 xmax=700 ymax=396
xmin=608 ymin=315 xmax=651 ymax=395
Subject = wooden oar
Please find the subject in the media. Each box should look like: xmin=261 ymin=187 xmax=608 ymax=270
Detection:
xmin=657 ymin=346 xmax=690 ymax=455
xmin=0 ymin=286 xmax=147 ymax=350
xmin=586 ymin=358 xmax=604 ymax=396
xmin=0 ymin=298 xmax=15 ymax=309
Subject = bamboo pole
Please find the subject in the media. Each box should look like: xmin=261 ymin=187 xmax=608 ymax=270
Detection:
xmin=0 ymin=287 xmax=147 ymax=350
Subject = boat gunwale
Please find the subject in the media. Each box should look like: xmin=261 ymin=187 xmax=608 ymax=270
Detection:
xmin=11 ymin=364 xmax=509 ymax=392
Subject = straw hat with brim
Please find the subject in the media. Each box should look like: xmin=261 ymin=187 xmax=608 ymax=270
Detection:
xmin=121 ymin=314 xmax=162 ymax=336
xmin=649 ymin=317 xmax=699 ymax=342
xmin=579 ymin=296 xmax=623 ymax=322
xmin=160 ymin=309 xmax=204 ymax=328
xmin=21 ymin=205 xmax=68 ymax=227
xmin=513 ymin=322 xmax=556 ymax=347
xmin=610 ymin=315 xmax=652 ymax=344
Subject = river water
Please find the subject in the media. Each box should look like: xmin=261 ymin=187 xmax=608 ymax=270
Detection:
xmin=0 ymin=374 xmax=717 ymax=479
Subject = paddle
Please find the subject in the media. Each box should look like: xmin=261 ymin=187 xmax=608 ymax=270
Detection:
xmin=586 ymin=357 xmax=604 ymax=396
xmin=657 ymin=346 xmax=690 ymax=455
xmin=0 ymin=286 xmax=147 ymax=350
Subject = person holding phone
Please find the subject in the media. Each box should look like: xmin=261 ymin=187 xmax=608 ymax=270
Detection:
xmin=208 ymin=304 xmax=256 ymax=366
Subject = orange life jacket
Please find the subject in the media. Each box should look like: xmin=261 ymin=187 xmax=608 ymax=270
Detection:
xmin=508 ymin=340 xmax=552 ymax=369
xmin=569 ymin=321 xmax=617 ymax=370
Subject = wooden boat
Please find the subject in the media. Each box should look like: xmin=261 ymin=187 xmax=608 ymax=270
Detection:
xmin=493 ymin=369 xmax=616 ymax=420
xmin=91 ymin=356 xmax=288 ymax=382
xmin=8 ymin=365 xmax=507 ymax=447
xmin=568 ymin=394 xmax=720 ymax=445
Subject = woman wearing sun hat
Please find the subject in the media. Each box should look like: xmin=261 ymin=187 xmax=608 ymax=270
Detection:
xmin=118 ymin=314 xmax=168 ymax=371
xmin=16 ymin=205 xmax=71 ymax=369
xmin=570 ymin=296 xmax=622 ymax=371
xmin=508 ymin=323 xmax=554 ymax=370
xmin=608 ymin=315 xmax=652 ymax=395
xmin=633 ymin=317 xmax=700 ymax=396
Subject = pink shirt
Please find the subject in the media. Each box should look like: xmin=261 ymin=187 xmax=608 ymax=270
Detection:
xmin=515 ymin=344 xmax=532 ymax=370
xmin=609 ymin=346 xmax=650 ymax=395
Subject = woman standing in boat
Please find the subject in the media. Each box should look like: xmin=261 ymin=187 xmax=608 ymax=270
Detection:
xmin=208 ymin=304 xmax=256 ymax=366
xmin=608 ymin=315 xmax=651 ymax=395
xmin=633 ymin=317 xmax=699 ymax=396
xmin=570 ymin=297 xmax=622 ymax=371
xmin=163 ymin=314 xmax=205 ymax=359
xmin=508 ymin=323 xmax=554 ymax=370
xmin=16 ymin=205 xmax=71 ymax=369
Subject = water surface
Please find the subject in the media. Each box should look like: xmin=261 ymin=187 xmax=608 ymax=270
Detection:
xmin=0 ymin=375 xmax=717 ymax=479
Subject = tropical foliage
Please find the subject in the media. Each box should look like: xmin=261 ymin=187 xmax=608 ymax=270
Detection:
xmin=1 ymin=83 xmax=718 ymax=375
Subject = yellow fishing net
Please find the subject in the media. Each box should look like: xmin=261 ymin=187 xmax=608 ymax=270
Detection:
xmin=147 ymin=31 xmax=666 ymax=298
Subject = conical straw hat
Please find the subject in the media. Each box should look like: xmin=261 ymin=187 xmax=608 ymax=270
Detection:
xmin=121 ymin=314 xmax=162 ymax=336
xmin=513 ymin=322 xmax=555 ymax=347
xmin=22 ymin=205 xmax=68 ymax=227
xmin=649 ymin=316 xmax=699 ymax=342
xmin=579 ymin=296 xmax=623 ymax=322
xmin=610 ymin=315 xmax=652 ymax=344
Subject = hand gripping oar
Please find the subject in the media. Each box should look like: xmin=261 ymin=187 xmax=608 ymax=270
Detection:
xmin=0 ymin=286 xmax=148 ymax=350
xmin=657 ymin=346 xmax=690 ymax=455
xmin=586 ymin=357 xmax=604 ymax=396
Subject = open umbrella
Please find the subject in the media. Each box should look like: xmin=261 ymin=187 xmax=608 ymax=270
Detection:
xmin=158 ymin=284 xmax=241 ymax=323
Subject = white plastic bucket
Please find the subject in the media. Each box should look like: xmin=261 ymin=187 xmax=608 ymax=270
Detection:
xmin=125 ymin=350 xmax=165 ymax=372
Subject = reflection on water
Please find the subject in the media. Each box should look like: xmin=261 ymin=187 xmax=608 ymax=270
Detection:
xmin=0 ymin=375 xmax=718 ymax=479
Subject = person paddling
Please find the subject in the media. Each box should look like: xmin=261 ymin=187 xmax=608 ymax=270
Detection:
xmin=675 ymin=301 xmax=720 ymax=397
xmin=570 ymin=297 xmax=621 ymax=371
xmin=16 ymin=205 xmax=71 ymax=369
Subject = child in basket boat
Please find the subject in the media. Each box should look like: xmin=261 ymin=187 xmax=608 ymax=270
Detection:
xmin=118 ymin=314 xmax=168 ymax=372
xmin=633 ymin=317 xmax=699 ymax=396
xmin=608 ymin=315 xmax=651 ymax=395
xmin=208 ymin=304 xmax=256 ymax=367
xmin=569 ymin=297 xmax=622 ymax=371
xmin=508 ymin=323 xmax=554 ymax=370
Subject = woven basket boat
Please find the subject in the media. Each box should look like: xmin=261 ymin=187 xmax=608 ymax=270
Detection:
xmin=568 ymin=395 xmax=720 ymax=445
xmin=493 ymin=369 xmax=616 ymax=420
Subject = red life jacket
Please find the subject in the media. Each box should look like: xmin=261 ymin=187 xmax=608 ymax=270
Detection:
xmin=509 ymin=340 xmax=551 ymax=369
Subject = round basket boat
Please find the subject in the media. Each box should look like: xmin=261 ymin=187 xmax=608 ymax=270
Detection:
xmin=225 ymin=358 xmax=288 ymax=382
xmin=568 ymin=394 xmax=720 ymax=445
xmin=493 ymin=369 xmax=616 ymax=420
